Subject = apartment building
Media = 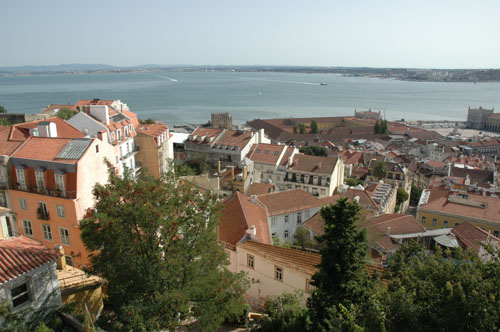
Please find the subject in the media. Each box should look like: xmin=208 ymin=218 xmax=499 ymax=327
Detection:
xmin=8 ymin=129 xmax=115 ymax=267
xmin=135 ymin=124 xmax=173 ymax=178
xmin=67 ymin=100 xmax=140 ymax=177
xmin=417 ymin=188 xmax=500 ymax=235
xmin=256 ymin=189 xmax=324 ymax=242
xmin=284 ymin=154 xmax=344 ymax=197
xmin=247 ymin=143 xmax=298 ymax=190
xmin=235 ymin=240 xmax=320 ymax=310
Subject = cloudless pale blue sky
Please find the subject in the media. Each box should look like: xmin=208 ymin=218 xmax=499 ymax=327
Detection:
xmin=1 ymin=0 xmax=499 ymax=68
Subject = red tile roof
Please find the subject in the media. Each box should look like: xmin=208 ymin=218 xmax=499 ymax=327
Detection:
xmin=0 ymin=126 xmax=23 ymax=156
xmin=187 ymin=127 xmax=223 ymax=144
xmin=238 ymin=240 xmax=321 ymax=275
xmin=11 ymin=137 xmax=93 ymax=164
xmin=218 ymin=192 xmax=271 ymax=246
xmin=137 ymin=124 xmax=169 ymax=137
xmin=215 ymin=130 xmax=253 ymax=149
xmin=10 ymin=117 xmax=84 ymax=141
xmin=323 ymin=188 xmax=379 ymax=210
xmin=289 ymin=154 xmax=338 ymax=175
xmin=0 ymin=236 xmax=60 ymax=284
xmin=451 ymin=221 xmax=500 ymax=254
xmin=246 ymin=183 xmax=275 ymax=196
xmin=248 ymin=143 xmax=286 ymax=165
xmin=301 ymin=212 xmax=326 ymax=236
xmin=257 ymin=189 xmax=324 ymax=216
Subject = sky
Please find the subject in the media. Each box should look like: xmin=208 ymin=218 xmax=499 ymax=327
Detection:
xmin=1 ymin=0 xmax=499 ymax=68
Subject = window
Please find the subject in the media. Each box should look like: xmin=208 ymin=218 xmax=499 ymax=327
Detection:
xmin=11 ymin=282 xmax=31 ymax=308
xmin=117 ymin=129 xmax=122 ymax=141
xmin=15 ymin=168 xmax=26 ymax=191
xmin=56 ymin=204 xmax=65 ymax=218
xmin=271 ymin=232 xmax=277 ymax=239
xmin=95 ymin=144 xmax=99 ymax=153
xmin=23 ymin=220 xmax=33 ymax=237
xmin=42 ymin=224 xmax=52 ymax=241
xmin=55 ymin=173 xmax=65 ymax=196
xmin=275 ymin=266 xmax=283 ymax=281
xmin=37 ymin=202 xmax=49 ymax=220
xmin=494 ymin=231 xmax=499 ymax=238
xmin=59 ymin=227 xmax=70 ymax=245
xmin=273 ymin=151 xmax=279 ymax=155
xmin=421 ymin=216 xmax=426 ymax=225
xmin=271 ymin=217 xmax=277 ymax=227
xmin=305 ymin=210 xmax=310 ymax=219
xmin=432 ymin=218 xmax=437 ymax=226
xmin=35 ymin=170 xmax=45 ymax=191
xmin=124 ymin=126 xmax=129 ymax=138
xmin=19 ymin=198 xmax=27 ymax=210
xmin=443 ymin=220 xmax=448 ymax=227
xmin=247 ymin=254 xmax=254 ymax=269
xmin=320 ymin=189 xmax=326 ymax=195
xmin=264 ymin=150 xmax=269 ymax=154
xmin=256 ymin=149 xmax=261 ymax=153
xmin=284 ymin=230 xmax=289 ymax=238
xmin=297 ymin=212 xmax=302 ymax=224
xmin=284 ymin=215 xmax=289 ymax=223
xmin=306 ymin=279 xmax=316 ymax=294
xmin=455 ymin=222 xmax=460 ymax=227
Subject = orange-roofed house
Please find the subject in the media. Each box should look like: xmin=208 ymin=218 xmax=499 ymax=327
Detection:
xmin=67 ymin=99 xmax=140 ymax=178
xmin=417 ymin=188 xmax=500 ymax=235
xmin=0 ymin=236 xmax=62 ymax=317
xmin=135 ymin=123 xmax=173 ymax=178
xmin=8 ymin=132 xmax=115 ymax=268
xmin=236 ymin=240 xmax=320 ymax=310
xmin=247 ymin=143 xmax=298 ymax=191
xmin=256 ymin=189 xmax=324 ymax=242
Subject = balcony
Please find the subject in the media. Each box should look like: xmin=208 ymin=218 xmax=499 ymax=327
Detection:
xmin=10 ymin=184 xmax=76 ymax=199
xmin=37 ymin=208 xmax=50 ymax=220
xmin=121 ymin=147 xmax=139 ymax=160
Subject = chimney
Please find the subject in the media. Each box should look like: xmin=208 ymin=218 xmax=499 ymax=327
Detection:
xmin=230 ymin=166 xmax=235 ymax=180
xmin=259 ymin=128 xmax=265 ymax=142
xmin=89 ymin=105 xmax=110 ymax=125
xmin=387 ymin=227 xmax=391 ymax=236
xmin=218 ymin=161 xmax=221 ymax=174
xmin=247 ymin=225 xmax=257 ymax=236
xmin=288 ymin=156 xmax=294 ymax=167
xmin=250 ymin=195 xmax=257 ymax=204
xmin=243 ymin=166 xmax=248 ymax=181
xmin=55 ymin=244 xmax=66 ymax=270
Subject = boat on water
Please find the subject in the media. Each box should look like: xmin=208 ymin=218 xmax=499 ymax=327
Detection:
xmin=320 ymin=82 xmax=327 ymax=86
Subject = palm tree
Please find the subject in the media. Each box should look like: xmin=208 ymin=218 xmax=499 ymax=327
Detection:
xmin=372 ymin=161 xmax=388 ymax=180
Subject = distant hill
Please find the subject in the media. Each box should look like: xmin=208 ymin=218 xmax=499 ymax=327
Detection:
xmin=0 ymin=63 xmax=118 ymax=73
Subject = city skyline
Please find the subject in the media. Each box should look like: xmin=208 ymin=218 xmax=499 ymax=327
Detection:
xmin=1 ymin=0 xmax=500 ymax=69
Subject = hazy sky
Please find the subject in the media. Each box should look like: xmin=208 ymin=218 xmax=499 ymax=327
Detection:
xmin=1 ymin=0 xmax=499 ymax=68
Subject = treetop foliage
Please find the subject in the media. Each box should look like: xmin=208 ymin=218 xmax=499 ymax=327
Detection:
xmin=299 ymin=145 xmax=328 ymax=157
xmin=80 ymin=163 xmax=248 ymax=331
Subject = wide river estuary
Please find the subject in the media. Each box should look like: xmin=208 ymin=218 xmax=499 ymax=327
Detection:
xmin=1 ymin=71 xmax=499 ymax=125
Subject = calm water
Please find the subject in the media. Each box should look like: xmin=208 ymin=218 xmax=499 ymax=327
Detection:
xmin=0 ymin=71 xmax=499 ymax=125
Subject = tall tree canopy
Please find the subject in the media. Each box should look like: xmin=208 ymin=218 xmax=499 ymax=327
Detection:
xmin=80 ymin=165 xmax=248 ymax=331
xmin=0 ymin=105 xmax=6 ymax=113
xmin=310 ymin=120 xmax=319 ymax=134
xmin=55 ymin=107 xmax=76 ymax=120
xmin=299 ymin=145 xmax=328 ymax=157
xmin=308 ymin=197 xmax=376 ymax=329
xmin=372 ymin=161 xmax=388 ymax=180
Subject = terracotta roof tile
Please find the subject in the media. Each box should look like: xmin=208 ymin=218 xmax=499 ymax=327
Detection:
xmin=10 ymin=117 xmax=84 ymax=141
xmin=0 ymin=236 xmax=60 ymax=284
xmin=301 ymin=212 xmax=325 ymax=236
xmin=248 ymin=143 xmax=286 ymax=165
xmin=137 ymin=124 xmax=169 ymax=137
xmin=289 ymin=154 xmax=338 ymax=175
xmin=450 ymin=166 xmax=494 ymax=184
xmin=246 ymin=183 xmax=275 ymax=196
xmin=238 ymin=240 xmax=321 ymax=275
xmin=218 ymin=192 xmax=271 ymax=246
xmin=451 ymin=221 xmax=500 ymax=253
xmin=11 ymin=137 xmax=93 ymax=163
xmin=0 ymin=126 xmax=23 ymax=156
xmin=322 ymin=188 xmax=379 ymax=210
xmin=257 ymin=189 xmax=324 ymax=216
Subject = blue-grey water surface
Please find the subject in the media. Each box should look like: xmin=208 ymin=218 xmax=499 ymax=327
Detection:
xmin=0 ymin=71 xmax=499 ymax=125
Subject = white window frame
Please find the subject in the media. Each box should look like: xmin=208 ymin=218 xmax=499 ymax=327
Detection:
xmin=19 ymin=198 xmax=27 ymax=210
xmin=275 ymin=266 xmax=283 ymax=281
xmin=297 ymin=212 xmax=302 ymax=224
xmin=56 ymin=204 xmax=65 ymax=218
xmin=55 ymin=173 xmax=65 ymax=197
xmin=10 ymin=281 xmax=32 ymax=309
xmin=35 ymin=170 xmax=45 ymax=191
xmin=59 ymin=227 xmax=70 ymax=245
xmin=284 ymin=230 xmax=289 ymax=238
xmin=42 ymin=224 xmax=52 ymax=241
xmin=247 ymin=254 xmax=254 ymax=269
xmin=23 ymin=220 xmax=33 ymax=237
xmin=271 ymin=217 xmax=277 ymax=227
xmin=284 ymin=215 xmax=289 ymax=223
xmin=15 ymin=168 xmax=26 ymax=191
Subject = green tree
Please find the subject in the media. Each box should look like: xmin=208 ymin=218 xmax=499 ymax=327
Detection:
xmin=409 ymin=184 xmax=422 ymax=206
xmin=308 ymin=197 xmax=374 ymax=329
xmin=372 ymin=161 xmax=388 ymax=180
xmin=174 ymin=163 xmax=197 ymax=176
xmin=293 ymin=123 xmax=299 ymax=134
xmin=374 ymin=119 xmax=388 ymax=134
xmin=80 ymin=164 xmax=248 ymax=332
xmin=299 ymin=123 xmax=307 ymax=134
xmin=254 ymin=292 xmax=310 ymax=332
xmin=0 ymin=105 xmax=6 ymax=113
xmin=345 ymin=177 xmax=363 ymax=187
xmin=382 ymin=242 xmax=500 ymax=332
xmin=310 ymin=120 xmax=319 ymax=134
xmin=373 ymin=119 xmax=380 ymax=134
xmin=299 ymin=146 xmax=328 ymax=157
xmin=293 ymin=228 xmax=323 ymax=251
xmin=56 ymin=107 xmax=76 ymax=120
xmin=396 ymin=188 xmax=409 ymax=206
xmin=138 ymin=118 xmax=156 ymax=124
xmin=0 ymin=118 xmax=9 ymax=126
